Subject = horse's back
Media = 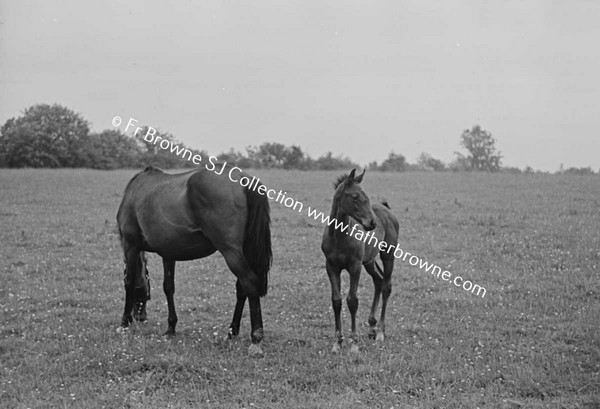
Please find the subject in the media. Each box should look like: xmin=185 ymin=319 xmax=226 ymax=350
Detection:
xmin=372 ymin=203 xmax=399 ymax=243
xmin=118 ymin=167 xmax=193 ymax=230
xmin=362 ymin=203 xmax=399 ymax=263
xmin=119 ymin=166 xmax=245 ymax=221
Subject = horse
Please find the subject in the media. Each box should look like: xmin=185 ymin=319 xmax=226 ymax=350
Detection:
xmin=116 ymin=165 xmax=272 ymax=356
xmin=321 ymin=169 xmax=399 ymax=353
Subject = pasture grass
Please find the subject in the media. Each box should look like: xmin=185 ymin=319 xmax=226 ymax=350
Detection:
xmin=0 ymin=168 xmax=599 ymax=408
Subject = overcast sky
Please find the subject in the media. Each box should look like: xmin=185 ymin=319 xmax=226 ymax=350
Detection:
xmin=1 ymin=0 xmax=599 ymax=171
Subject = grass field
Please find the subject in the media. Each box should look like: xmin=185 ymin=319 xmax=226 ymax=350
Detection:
xmin=1 ymin=168 xmax=599 ymax=408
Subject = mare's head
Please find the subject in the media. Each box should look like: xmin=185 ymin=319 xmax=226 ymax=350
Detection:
xmin=333 ymin=169 xmax=377 ymax=231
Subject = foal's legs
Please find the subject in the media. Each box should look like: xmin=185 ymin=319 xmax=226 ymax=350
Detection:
xmin=377 ymin=257 xmax=394 ymax=342
xmin=347 ymin=263 xmax=362 ymax=353
xmin=228 ymin=279 xmax=247 ymax=339
xmin=162 ymin=259 xmax=178 ymax=336
xmin=364 ymin=261 xmax=383 ymax=339
xmin=221 ymin=248 xmax=264 ymax=356
xmin=326 ymin=260 xmax=343 ymax=353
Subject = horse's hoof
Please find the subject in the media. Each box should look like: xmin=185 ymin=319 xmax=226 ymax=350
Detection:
xmin=116 ymin=326 xmax=129 ymax=334
xmin=331 ymin=342 xmax=341 ymax=354
xmin=219 ymin=331 xmax=234 ymax=344
xmin=133 ymin=313 xmax=147 ymax=322
xmin=376 ymin=333 xmax=385 ymax=343
xmin=350 ymin=343 xmax=360 ymax=354
xmin=163 ymin=329 xmax=176 ymax=338
xmin=227 ymin=328 xmax=239 ymax=341
xmin=248 ymin=343 xmax=264 ymax=357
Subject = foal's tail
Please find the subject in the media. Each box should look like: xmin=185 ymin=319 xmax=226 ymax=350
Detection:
xmin=243 ymin=183 xmax=272 ymax=297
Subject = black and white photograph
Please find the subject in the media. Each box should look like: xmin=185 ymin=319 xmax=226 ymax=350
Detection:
xmin=1 ymin=1 xmax=599 ymax=408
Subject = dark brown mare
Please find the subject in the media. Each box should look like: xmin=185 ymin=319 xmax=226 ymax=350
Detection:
xmin=321 ymin=169 xmax=399 ymax=353
xmin=116 ymin=165 xmax=272 ymax=355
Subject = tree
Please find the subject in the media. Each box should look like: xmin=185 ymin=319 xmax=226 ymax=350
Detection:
xmin=367 ymin=161 xmax=379 ymax=171
xmin=563 ymin=166 xmax=595 ymax=176
xmin=417 ymin=152 xmax=445 ymax=171
xmin=81 ymin=130 xmax=142 ymax=169
xmin=379 ymin=152 xmax=406 ymax=172
xmin=217 ymin=148 xmax=247 ymax=165
xmin=458 ymin=125 xmax=502 ymax=171
xmin=0 ymin=103 xmax=90 ymax=167
xmin=134 ymin=126 xmax=190 ymax=168
xmin=235 ymin=146 xmax=262 ymax=168
xmin=282 ymin=145 xmax=305 ymax=169
xmin=242 ymin=143 xmax=311 ymax=169
xmin=314 ymin=152 xmax=358 ymax=170
xmin=502 ymin=166 xmax=523 ymax=174
xmin=449 ymin=153 xmax=470 ymax=172
xmin=254 ymin=142 xmax=288 ymax=168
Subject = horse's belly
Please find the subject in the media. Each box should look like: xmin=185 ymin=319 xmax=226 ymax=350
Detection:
xmin=138 ymin=192 xmax=218 ymax=260
xmin=143 ymin=228 xmax=217 ymax=261
xmin=362 ymin=225 xmax=386 ymax=264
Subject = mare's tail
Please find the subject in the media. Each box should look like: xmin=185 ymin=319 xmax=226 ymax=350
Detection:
xmin=243 ymin=183 xmax=272 ymax=297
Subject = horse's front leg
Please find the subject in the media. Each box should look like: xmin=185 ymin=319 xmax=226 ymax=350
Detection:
xmin=162 ymin=259 xmax=177 ymax=336
xmin=120 ymin=247 xmax=140 ymax=330
xmin=228 ymin=279 xmax=247 ymax=339
xmin=133 ymin=254 xmax=151 ymax=323
xmin=347 ymin=262 xmax=362 ymax=353
xmin=326 ymin=260 xmax=343 ymax=353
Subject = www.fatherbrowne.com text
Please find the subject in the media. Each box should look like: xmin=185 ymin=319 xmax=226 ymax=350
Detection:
xmin=115 ymin=116 xmax=487 ymax=298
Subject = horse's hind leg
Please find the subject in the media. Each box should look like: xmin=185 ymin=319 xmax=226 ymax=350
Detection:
xmin=163 ymin=259 xmax=178 ymax=336
xmin=377 ymin=257 xmax=394 ymax=342
xmin=228 ymin=279 xmax=246 ymax=339
xmin=247 ymin=296 xmax=263 ymax=354
xmin=221 ymin=249 xmax=264 ymax=355
xmin=364 ymin=261 xmax=383 ymax=340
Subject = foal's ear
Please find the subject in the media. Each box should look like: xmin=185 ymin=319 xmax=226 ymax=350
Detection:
xmin=354 ymin=169 xmax=366 ymax=184
xmin=348 ymin=168 xmax=357 ymax=182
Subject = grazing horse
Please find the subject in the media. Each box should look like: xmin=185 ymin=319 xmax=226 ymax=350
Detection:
xmin=321 ymin=169 xmax=399 ymax=353
xmin=116 ymin=165 xmax=272 ymax=355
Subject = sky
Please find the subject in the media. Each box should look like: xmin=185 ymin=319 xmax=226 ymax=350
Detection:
xmin=1 ymin=0 xmax=599 ymax=172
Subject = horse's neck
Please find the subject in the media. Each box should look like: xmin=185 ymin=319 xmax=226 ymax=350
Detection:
xmin=327 ymin=198 xmax=349 ymax=239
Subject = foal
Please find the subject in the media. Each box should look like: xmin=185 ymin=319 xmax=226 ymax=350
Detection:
xmin=321 ymin=169 xmax=399 ymax=353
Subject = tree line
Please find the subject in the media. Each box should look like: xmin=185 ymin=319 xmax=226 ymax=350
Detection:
xmin=0 ymin=103 xmax=595 ymax=174
xmin=0 ymin=104 xmax=361 ymax=170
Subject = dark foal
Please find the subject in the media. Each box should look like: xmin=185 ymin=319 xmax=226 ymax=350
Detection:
xmin=116 ymin=165 xmax=272 ymax=356
xmin=321 ymin=169 xmax=399 ymax=353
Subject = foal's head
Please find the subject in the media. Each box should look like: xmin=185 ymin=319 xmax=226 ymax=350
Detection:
xmin=333 ymin=169 xmax=377 ymax=231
